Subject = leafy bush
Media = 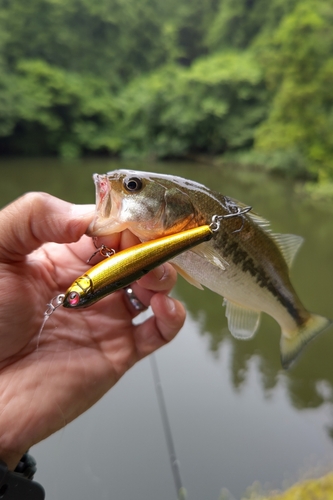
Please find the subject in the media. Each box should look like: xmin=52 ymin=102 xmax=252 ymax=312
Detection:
xmin=1 ymin=0 xmax=333 ymax=186
xmin=254 ymin=0 xmax=333 ymax=181
xmin=117 ymin=51 xmax=267 ymax=157
xmin=0 ymin=60 xmax=120 ymax=156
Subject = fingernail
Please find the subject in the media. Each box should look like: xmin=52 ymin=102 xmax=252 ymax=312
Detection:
xmin=153 ymin=265 xmax=166 ymax=281
xmin=165 ymin=296 xmax=176 ymax=315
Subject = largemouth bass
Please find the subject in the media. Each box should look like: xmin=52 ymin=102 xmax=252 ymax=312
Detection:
xmin=88 ymin=169 xmax=331 ymax=368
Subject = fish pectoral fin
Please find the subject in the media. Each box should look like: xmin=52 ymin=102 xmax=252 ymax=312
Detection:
xmin=270 ymin=233 xmax=304 ymax=269
xmin=192 ymin=243 xmax=228 ymax=271
xmin=224 ymin=299 xmax=261 ymax=339
xmin=170 ymin=263 xmax=204 ymax=290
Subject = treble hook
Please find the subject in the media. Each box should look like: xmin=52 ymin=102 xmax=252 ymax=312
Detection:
xmin=87 ymin=237 xmax=116 ymax=263
xmin=210 ymin=206 xmax=252 ymax=233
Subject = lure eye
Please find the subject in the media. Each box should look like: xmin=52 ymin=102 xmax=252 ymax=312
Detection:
xmin=68 ymin=291 xmax=80 ymax=307
xmin=123 ymin=177 xmax=143 ymax=192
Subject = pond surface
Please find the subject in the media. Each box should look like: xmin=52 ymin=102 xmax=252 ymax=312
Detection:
xmin=1 ymin=158 xmax=333 ymax=499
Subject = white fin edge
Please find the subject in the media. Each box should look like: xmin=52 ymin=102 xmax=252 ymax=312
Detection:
xmin=224 ymin=299 xmax=261 ymax=339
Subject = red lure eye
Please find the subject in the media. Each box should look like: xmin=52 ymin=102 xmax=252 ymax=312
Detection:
xmin=68 ymin=291 xmax=80 ymax=306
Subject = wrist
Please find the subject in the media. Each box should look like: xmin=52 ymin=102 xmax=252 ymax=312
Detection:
xmin=0 ymin=425 xmax=27 ymax=470
xmin=0 ymin=393 xmax=35 ymax=470
xmin=0 ymin=451 xmax=24 ymax=471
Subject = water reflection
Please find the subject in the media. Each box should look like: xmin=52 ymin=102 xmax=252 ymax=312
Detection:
xmin=157 ymin=162 xmax=333 ymax=435
xmin=175 ymin=256 xmax=333 ymax=412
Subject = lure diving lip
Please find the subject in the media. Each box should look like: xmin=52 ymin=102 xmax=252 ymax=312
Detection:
xmin=62 ymin=224 xmax=215 ymax=309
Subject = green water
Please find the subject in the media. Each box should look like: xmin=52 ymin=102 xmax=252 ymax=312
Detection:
xmin=1 ymin=158 xmax=333 ymax=499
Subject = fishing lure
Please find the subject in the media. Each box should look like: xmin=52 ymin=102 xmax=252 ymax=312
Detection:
xmin=42 ymin=207 xmax=251 ymax=318
xmin=63 ymin=224 xmax=214 ymax=308
xmin=62 ymin=207 xmax=251 ymax=309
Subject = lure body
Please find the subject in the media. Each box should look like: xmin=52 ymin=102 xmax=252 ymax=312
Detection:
xmin=63 ymin=225 xmax=213 ymax=308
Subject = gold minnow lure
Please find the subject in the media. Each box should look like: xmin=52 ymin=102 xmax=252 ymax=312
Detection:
xmin=63 ymin=224 xmax=216 ymax=309
xmin=39 ymin=210 xmax=249 ymax=345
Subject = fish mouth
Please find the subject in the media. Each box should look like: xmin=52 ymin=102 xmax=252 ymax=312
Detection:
xmin=86 ymin=173 xmax=112 ymax=235
xmin=93 ymin=173 xmax=112 ymax=218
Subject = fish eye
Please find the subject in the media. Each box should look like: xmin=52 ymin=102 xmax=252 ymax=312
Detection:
xmin=123 ymin=177 xmax=143 ymax=192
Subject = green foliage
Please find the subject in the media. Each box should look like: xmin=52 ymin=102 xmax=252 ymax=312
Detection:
xmin=117 ymin=51 xmax=266 ymax=157
xmin=254 ymin=0 xmax=333 ymax=180
xmin=0 ymin=0 xmax=217 ymax=84
xmin=0 ymin=0 xmax=219 ymax=157
xmin=0 ymin=0 xmax=333 ymax=186
xmin=0 ymin=59 xmax=121 ymax=156
xmin=206 ymin=0 xmax=298 ymax=51
xmin=1 ymin=0 xmax=166 ymax=84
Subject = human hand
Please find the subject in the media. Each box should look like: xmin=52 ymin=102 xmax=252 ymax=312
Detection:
xmin=0 ymin=193 xmax=185 ymax=469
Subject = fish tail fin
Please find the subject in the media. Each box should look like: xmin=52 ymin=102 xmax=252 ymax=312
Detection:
xmin=280 ymin=314 xmax=332 ymax=369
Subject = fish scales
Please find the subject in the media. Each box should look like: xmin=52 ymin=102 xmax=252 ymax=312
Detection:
xmin=88 ymin=169 xmax=332 ymax=368
xmin=172 ymin=186 xmax=307 ymax=326
xmin=212 ymin=215 xmax=306 ymax=325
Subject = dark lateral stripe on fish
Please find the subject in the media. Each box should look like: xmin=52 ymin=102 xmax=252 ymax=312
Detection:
xmin=220 ymin=235 xmax=305 ymax=326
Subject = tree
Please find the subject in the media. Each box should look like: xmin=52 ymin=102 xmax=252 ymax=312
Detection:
xmin=255 ymin=0 xmax=333 ymax=180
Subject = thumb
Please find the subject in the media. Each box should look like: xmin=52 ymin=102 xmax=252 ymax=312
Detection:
xmin=0 ymin=192 xmax=95 ymax=262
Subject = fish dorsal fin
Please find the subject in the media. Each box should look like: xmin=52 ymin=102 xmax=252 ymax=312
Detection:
xmin=248 ymin=211 xmax=271 ymax=230
xmin=171 ymin=262 xmax=204 ymax=289
xmin=248 ymin=210 xmax=304 ymax=269
xmin=270 ymin=233 xmax=304 ymax=268
xmin=224 ymin=299 xmax=261 ymax=339
xmin=192 ymin=243 xmax=228 ymax=271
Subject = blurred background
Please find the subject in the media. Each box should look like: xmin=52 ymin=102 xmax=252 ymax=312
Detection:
xmin=1 ymin=0 xmax=333 ymax=194
xmin=0 ymin=1 xmax=333 ymax=499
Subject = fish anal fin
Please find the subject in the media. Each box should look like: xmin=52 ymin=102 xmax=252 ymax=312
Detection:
xmin=171 ymin=263 xmax=204 ymax=290
xmin=271 ymin=233 xmax=304 ymax=269
xmin=224 ymin=299 xmax=261 ymax=340
xmin=280 ymin=314 xmax=332 ymax=369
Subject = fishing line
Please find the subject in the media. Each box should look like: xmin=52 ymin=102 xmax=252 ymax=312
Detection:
xmin=37 ymin=294 xmax=65 ymax=349
xmin=150 ymin=353 xmax=187 ymax=500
